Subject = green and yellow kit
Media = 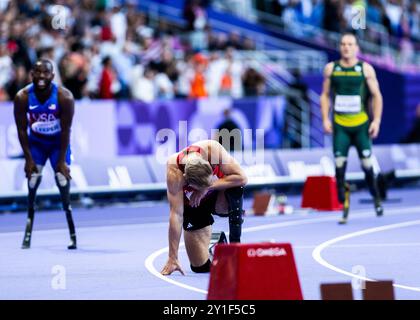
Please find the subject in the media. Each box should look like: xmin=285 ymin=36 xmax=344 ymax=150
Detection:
xmin=330 ymin=60 xmax=372 ymax=158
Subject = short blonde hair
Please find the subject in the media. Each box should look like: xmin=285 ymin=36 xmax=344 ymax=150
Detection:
xmin=184 ymin=157 xmax=213 ymax=189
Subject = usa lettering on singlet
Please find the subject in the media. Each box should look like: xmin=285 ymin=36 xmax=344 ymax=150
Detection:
xmin=27 ymin=83 xmax=61 ymax=138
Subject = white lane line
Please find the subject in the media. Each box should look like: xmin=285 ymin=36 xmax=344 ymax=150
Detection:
xmin=312 ymin=219 xmax=420 ymax=292
xmin=145 ymin=205 xmax=420 ymax=295
xmin=296 ymin=242 xmax=420 ymax=250
xmin=144 ymin=215 xmax=340 ymax=296
xmin=144 ymin=245 xmax=208 ymax=294
xmin=241 ymin=204 xmax=420 ymax=233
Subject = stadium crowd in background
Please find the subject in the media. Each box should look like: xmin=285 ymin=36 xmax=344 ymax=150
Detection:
xmin=258 ymin=0 xmax=420 ymax=43
xmin=0 ymin=0 xmax=264 ymax=102
xmin=260 ymin=0 xmax=420 ymax=67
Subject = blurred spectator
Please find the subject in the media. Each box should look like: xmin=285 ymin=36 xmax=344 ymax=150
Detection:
xmin=0 ymin=42 xmax=13 ymax=90
xmin=385 ymin=0 xmax=403 ymax=34
xmin=111 ymin=43 xmax=135 ymax=99
xmin=189 ymin=53 xmax=208 ymax=98
xmin=323 ymin=0 xmax=342 ymax=33
xmin=223 ymin=48 xmax=243 ymax=98
xmin=183 ymin=0 xmax=208 ymax=51
xmin=110 ymin=3 xmax=127 ymax=46
xmin=100 ymin=12 xmax=114 ymax=42
xmin=60 ymin=42 xmax=89 ymax=99
xmin=86 ymin=44 xmax=103 ymax=98
xmin=215 ymin=33 xmax=229 ymax=51
xmin=367 ymin=0 xmax=383 ymax=25
xmin=243 ymin=36 xmax=256 ymax=50
xmin=139 ymin=32 xmax=161 ymax=65
xmin=130 ymin=64 xmax=156 ymax=102
xmin=40 ymin=46 xmax=62 ymax=85
xmin=242 ymin=66 xmax=265 ymax=97
xmin=155 ymin=19 xmax=173 ymax=39
xmin=136 ymin=12 xmax=154 ymax=41
xmin=378 ymin=2 xmax=393 ymax=36
xmin=407 ymin=2 xmax=420 ymax=41
xmin=154 ymin=67 xmax=174 ymax=100
xmin=0 ymin=0 xmax=10 ymax=12
xmin=0 ymin=0 xmax=266 ymax=102
xmin=154 ymin=49 xmax=179 ymax=83
xmin=281 ymin=0 xmax=302 ymax=35
xmin=271 ymin=0 xmax=287 ymax=17
xmin=400 ymin=34 xmax=415 ymax=67
xmin=99 ymin=56 xmax=119 ymax=99
xmin=226 ymin=30 xmax=243 ymax=50
xmin=9 ymin=22 xmax=34 ymax=71
xmin=174 ymin=52 xmax=194 ymax=98
xmin=6 ymin=64 xmax=29 ymax=99
xmin=207 ymin=30 xmax=219 ymax=51
xmin=206 ymin=51 xmax=225 ymax=96
xmin=71 ymin=6 xmax=90 ymax=39
xmin=219 ymin=65 xmax=233 ymax=96
xmin=24 ymin=36 xmax=39 ymax=69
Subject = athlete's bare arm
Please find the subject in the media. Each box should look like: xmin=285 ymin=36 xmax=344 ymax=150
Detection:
xmin=161 ymin=158 xmax=186 ymax=276
xmin=208 ymin=140 xmax=248 ymax=191
xmin=320 ymin=62 xmax=334 ymax=134
xmin=57 ymin=87 xmax=75 ymax=179
xmin=187 ymin=140 xmax=248 ymax=208
xmin=13 ymin=88 xmax=37 ymax=178
xmin=363 ymin=63 xmax=383 ymax=139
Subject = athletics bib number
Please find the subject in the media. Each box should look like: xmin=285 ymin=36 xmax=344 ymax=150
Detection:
xmin=334 ymin=95 xmax=362 ymax=113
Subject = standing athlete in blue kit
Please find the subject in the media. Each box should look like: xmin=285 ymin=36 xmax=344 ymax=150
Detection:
xmin=14 ymin=59 xmax=77 ymax=249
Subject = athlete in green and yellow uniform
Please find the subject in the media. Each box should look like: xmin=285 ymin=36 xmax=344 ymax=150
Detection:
xmin=321 ymin=33 xmax=383 ymax=223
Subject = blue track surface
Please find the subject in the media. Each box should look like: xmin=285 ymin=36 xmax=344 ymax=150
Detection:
xmin=1 ymin=188 xmax=420 ymax=300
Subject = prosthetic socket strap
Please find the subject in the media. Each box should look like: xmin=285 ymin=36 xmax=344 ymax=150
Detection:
xmin=55 ymin=174 xmax=76 ymax=237
xmin=28 ymin=174 xmax=42 ymax=210
xmin=225 ymin=186 xmax=244 ymax=243
xmin=362 ymin=166 xmax=381 ymax=201
xmin=335 ymin=163 xmax=347 ymax=204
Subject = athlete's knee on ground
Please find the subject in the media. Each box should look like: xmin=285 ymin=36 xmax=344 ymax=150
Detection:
xmin=190 ymin=259 xmax=211 ymax=273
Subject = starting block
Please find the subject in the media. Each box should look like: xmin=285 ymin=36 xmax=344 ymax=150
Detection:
xmin=320 ymin=283 xmax=354 ymax=300
xmin=363 ymin=281 xmax=395 ymax=300
xmin=208 ymin=231 xmax=228 ymax=260
xmin=207 ymin=242 xmax=303 ymax=300
xmin=320 ymin=280 xmax=395 ymax=300
xmin=251 ymin=192 xmax=294 ymax=216
xmin=301 ymin=176 xmax=343 ymax=211
xmin=251 ymin=191 xmax=277 ymax=216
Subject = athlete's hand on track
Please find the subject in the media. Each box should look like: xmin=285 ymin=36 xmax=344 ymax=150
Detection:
xmin=323 ymin=119 xmax=333 ymax=134
xmin=24 ymin=159 xmax=38 ymax=178
xmin=161 ymin=258 xmax=185 ymax=276
xmin=189 ymin=189 xmax=208 ymax=208
xmin=56 ymin=161 xmax=71 ymax=180
xmin=369 ymin=120 xmax=380 ymax=139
